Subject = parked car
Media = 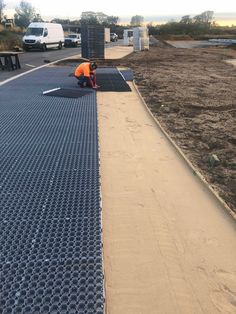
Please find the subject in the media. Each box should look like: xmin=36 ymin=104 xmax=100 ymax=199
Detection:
xmin=64 ymin=34 xmax=81 ymax=47
xmin=110 ymin=33 xmax=118 ymax=42
xmin=22 ymin=22 xmax=64 ymax=51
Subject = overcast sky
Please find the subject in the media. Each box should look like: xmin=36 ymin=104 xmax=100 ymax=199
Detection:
xmin=5 ymin=0 xmax=236 ymax=21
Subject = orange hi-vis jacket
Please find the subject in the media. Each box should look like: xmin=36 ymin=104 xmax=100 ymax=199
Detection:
xmin=74 ymin=62 xmax=91 ymax=77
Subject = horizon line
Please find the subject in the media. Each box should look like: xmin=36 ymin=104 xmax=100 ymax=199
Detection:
xmin=4 ymin=9 xmax=236 ymax=26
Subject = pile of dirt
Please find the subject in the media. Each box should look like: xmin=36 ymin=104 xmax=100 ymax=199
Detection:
xmin=104 ymin=45 xmax=236 ymax=212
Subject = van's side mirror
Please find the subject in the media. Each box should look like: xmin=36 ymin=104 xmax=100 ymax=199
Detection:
xmin=44 ymin=31 xmax=48 ymax=37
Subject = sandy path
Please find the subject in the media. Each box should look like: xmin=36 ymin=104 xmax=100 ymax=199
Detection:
xmin=97 ymin=84 xmax=236 ymax=314
xmin=105 ymin=46 xmax=133 ymax=59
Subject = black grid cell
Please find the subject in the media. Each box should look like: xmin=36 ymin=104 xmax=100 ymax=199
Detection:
xmin=0 ymin=66 xmax=104 ymax=313
xmin=119 ymin=69 xmax=134 ymax=81
xmin=96 ymin=71 xmax=131 ymax=92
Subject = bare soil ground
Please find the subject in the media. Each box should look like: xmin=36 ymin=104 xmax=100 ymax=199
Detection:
xmin=102 ymin=43 xmax=236 ymax=213
xmin=98 ymin=62 xmax=236 ymax=314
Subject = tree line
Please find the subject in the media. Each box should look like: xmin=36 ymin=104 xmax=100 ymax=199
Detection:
xmin=0 ymin=0 xmax=120 ymax=28
xmin=125 ymin=11 xmax=236 ymax=38
xmin=157 ymin=11 xmax=216 ymax=36
xmin=0 ymin=0 xmax=235 ymax=37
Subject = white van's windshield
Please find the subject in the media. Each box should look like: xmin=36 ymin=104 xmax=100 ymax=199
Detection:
xmin=26 ymin=28 xmax=43 ymax=36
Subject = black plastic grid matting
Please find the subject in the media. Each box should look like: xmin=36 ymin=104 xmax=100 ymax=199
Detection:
xmin=95 ymin=67 xmax=131 ymax=91
xmin=96 ymin=67 xmax=133 ymax=81
xmin=44 ymin=88 xmax=92 ymax=98
xmin=119 ymin=69 xmax=134 ymax=81
xmin=96 ymin=72 xmax=131 ymax=91
xmin=0 ymin=66 xmax=104 ymax=314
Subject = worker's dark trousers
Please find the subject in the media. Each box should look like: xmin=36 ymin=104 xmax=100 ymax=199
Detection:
xmin=76 ymin=75 xmax=93 ymax=87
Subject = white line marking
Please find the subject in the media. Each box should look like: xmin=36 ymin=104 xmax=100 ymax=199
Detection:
xmin=0 ymin=54 xmax=81 ymax=87
xmin=25 ymin=64 xmax=36 ymax=68
xmin=43 ymin=87 xmax=61 ymax=95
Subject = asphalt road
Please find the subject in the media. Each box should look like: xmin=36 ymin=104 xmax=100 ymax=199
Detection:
xmin=20 ymin=46 xmax=82 ymax=68
xmin=0 ymin=41 xmax=119 ymax=83
xmin=0 ymin=47 xmax=81 ymax=83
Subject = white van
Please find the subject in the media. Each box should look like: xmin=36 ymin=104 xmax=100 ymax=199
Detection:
xmin=22 ymin=22 xmax=64 ymax=51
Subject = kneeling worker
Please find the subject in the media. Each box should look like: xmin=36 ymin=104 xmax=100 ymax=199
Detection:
xmin=74 ymin=61 xmax=99 ymax=89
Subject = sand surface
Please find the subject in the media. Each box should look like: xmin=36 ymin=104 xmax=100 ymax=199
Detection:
xmin=98 ymin=83 xmax=236 ymax=313
xmin=105 ymin=45 xmax=133 ymax=59
xmin=100 ymin=44 xmax=236 ymax=212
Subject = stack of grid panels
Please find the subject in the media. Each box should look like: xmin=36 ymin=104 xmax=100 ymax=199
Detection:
xmin=81 ymin=24 xmax=105 ymax=59
xmin=0 ymin=66 xmax=104 ymax=314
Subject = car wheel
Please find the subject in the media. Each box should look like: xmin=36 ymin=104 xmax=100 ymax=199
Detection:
xmin=58 ymin=42 xmax=62 ymax=50
xmin=41 ymin=43 xmax=47 ymax=52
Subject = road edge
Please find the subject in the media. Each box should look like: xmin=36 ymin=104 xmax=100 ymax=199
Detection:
xmin=0 ymin=56 xmax=74 ymax=87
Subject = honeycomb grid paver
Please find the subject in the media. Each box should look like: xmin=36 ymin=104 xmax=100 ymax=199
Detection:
xmin=0 ymin=67 xmax=104 ymax=314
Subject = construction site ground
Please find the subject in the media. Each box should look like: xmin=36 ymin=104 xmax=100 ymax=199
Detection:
xmin=101 ymin=42 xmax=236 ymax=213
xmin=0 ymin=43 xmax=235 ymax=314
xmin=97 ymin=44 xmax=236 ymax=313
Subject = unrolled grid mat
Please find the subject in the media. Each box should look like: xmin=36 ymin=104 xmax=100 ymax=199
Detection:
xmin=0 ymin=67 xmax=104 ymax=314
xmin=43 ymin=88 xmax=93 ymax=98
xmin=96 ymin=68 xmax=131 ymax=92
xmin=119 ymin=69 xmax=134 ymax=81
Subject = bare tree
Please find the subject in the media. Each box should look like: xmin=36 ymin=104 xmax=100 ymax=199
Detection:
xmin=130 ymin=15 xmax=144 ymax=26
xmin=106 ymin=16 xmax=119 ymax=25
xmin=14 ymin=1 xmax=36 ymax=28
xmin=193 ymin=11 xmax=214 ymax=25
xmin=180 ymin=15 xmax=192 ymax=24
xmin=81 ymin=11 xmax=119 ymax=25
xmin=32 ymin=13 xmax=43 ymax=22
